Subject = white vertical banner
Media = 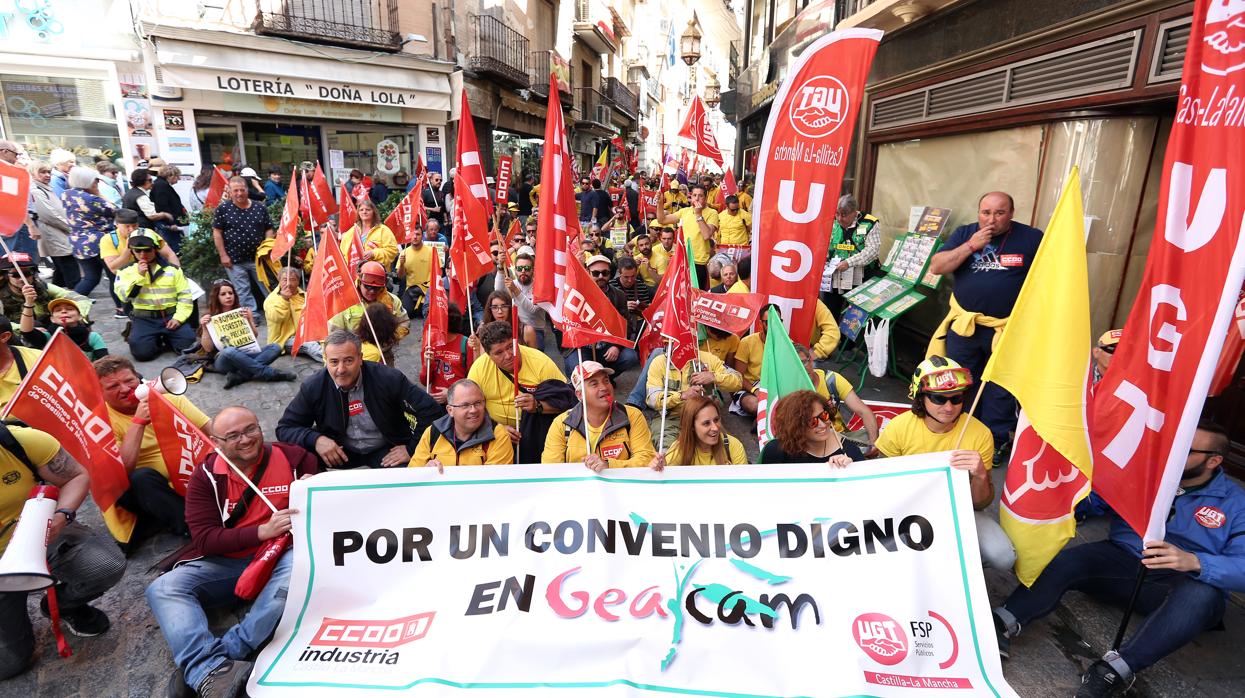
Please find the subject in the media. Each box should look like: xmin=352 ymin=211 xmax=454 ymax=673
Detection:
xmin=251 ymin=458 xmax=1017 ymax=697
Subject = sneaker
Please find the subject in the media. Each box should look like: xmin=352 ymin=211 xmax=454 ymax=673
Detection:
xmin=992 ymin=611 xmax=1011 ymax=660
xmin=223 ymin=372 xmax=247 ymax=390
xmin=196 ymin=659 xmax=253 ymax=698
xmin=1075 ymin=659 xmax=1132 ymax=698
xmin=166 ymin=667 xmax=194 ymax=698
xmin=268 ymin=369 xmax=298 ymax=382
xmin=113 ymin=309 xmax=128 ymax=319
xmin=39 ymin=597 xmax=110 ymax=637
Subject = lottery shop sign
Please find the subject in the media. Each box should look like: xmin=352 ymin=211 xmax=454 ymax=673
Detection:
xmin=250 ymin=458 xmax=1016 ymax=696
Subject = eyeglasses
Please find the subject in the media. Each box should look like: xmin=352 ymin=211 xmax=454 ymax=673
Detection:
xmin=213 ymin=423 xmax=262 ymax=444
xmin=515 ymin=265 xmax=533 ymax=272
xmin=589 ymin=270 xmax=611 ymax=278
xmin=1099 ymin=344 xmax=1116 ymax=354
xmin=0 ymin=148 xmax=15 ymax=155
xmin=489 ymin=304 xmax=510 ymax=311
xmin=925 ymin=393 xmax=965 ymax=406
xmin=808 ymin=411 xmax=832 ymax=428
xmin=1190 ymin=448 xmax=1223 ymax=456
xmin=448 ymin=399 xmax=486 ymax=410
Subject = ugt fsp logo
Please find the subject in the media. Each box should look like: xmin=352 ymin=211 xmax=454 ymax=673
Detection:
xmin=852 ymin=612 xmax=908 ymax=666
xmin=788 ymin=75 xmax=849 ymax=138
xmin=1204 ymin=0 xmax=1245 ymax=76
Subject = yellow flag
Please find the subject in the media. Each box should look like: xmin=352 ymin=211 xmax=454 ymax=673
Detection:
xmin=982 ymin=168 xmax=1092 ymax=585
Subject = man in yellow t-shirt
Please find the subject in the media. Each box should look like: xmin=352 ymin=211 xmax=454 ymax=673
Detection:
xmin=730 ymin=306 xmax=772 ymax=417
xmin=700 ymin=326 xmax=740 ymax=366
xmin=654 ymin=183 xmax=718 ymax=289
xmin=715 ymin=195 xmax=752 ymax=263
xmin=399 ymin=231 xmax=438 ymax=317
xmin=466 ymin=321 xmax=566 ymax=456
xmin=95 ymin=355 xmax=210 ymax=541
xmin=648 ymin=228 xmax=677 ymax=277
xmin=873 ymin=356 xmax=1014 ymax=570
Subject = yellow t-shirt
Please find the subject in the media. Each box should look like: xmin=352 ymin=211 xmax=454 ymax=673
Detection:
xmin=812 ymin=369 xmax=855 ymax=432
xmin=678 ymin=207 xmax=719 ymax=264
xmin=400 ymin=244 xmax=436 ymax=291
xmin=99 ymin=228 xmax=166 ymax=261
xmin=700 ymin=333 xmax=740 ymax=364
xmin=0 ymin=347 xmax=44 ymax=410
xmin=875 ymin=411 xmax=994 ymax=468
xmin=734 ymin=333 xmax=765 ymax=385
xmin=263 ymin=291 xmax=305 ymax=350
xmin=649 ymin=244 xmax=674 ymax=276
xmin=467 ymin=346 xmax=567 ymax=428
xmin=727 ymin=280 xmax=749 ymax=294
xmin=716 ymin=210 xmax=752 ymax=246
xmin=0 ymin=427 xmax=60 ymax=551
xmin=738 ymin=191 xmax=753 ymax=211
xmin=108 ymin=395 xmax=211 ymax=481
xmin=665 ymin=435 xmax=749 ymax=466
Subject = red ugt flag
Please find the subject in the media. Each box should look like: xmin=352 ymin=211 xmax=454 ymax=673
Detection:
xmin=751 ymin=29 xmax=880 ymax=345
xmin=270 ymin=167 xmax=301 ymax=261
xmin=0 ymin=160 xmax=30 ymax=235
xmin=1090 ymin=0 xmax=1245 ymax=541
xmin=147 ymin=390 xmax=213 ymax=497
xmin=292 ymin=229 xmax=362 ymax=357
xmin=3 ymin=332 xmax=135 ymax=542
xmin=677 ymin=96 xmax=724 ymax=168
xmin=533 ymin=75 xmax=578 ymax=323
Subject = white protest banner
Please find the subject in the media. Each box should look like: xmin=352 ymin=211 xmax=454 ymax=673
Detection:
xmin=207 ymin=308 xmax=258 ymax=353
xmin=252 ymin=458 xmax=1015 ymax=696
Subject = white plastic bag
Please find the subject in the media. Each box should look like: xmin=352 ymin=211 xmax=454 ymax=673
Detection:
xmin=865 ymin=317 xmax=890 ymax=378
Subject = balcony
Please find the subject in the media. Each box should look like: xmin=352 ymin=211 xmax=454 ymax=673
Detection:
xmin=603 ymin=77 xmax=637 ymax=120
xmin=529 ymin=50 xmax=574 ymax=103
xmin=839 ymin=0 xmax=969 ymax=32
xmin=255 ymin=0 xmax=401 ymax=52
xmin=575 ymin=87 xmax=615 ymax=135
xmin=469 ymin=15 xmax=529 ymax=87
xmin=573 ymin=0 xmax=618 ymax=54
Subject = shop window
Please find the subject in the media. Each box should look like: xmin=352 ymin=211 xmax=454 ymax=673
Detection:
xmin=325 ymin=131 xmax=414 ymax=188
xmin=0 ymin=74 xmax=122 ymax=162
xmin=242 ymin=122 xmax=321 ymax=178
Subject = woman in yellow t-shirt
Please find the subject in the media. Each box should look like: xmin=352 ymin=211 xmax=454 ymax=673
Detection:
xmin=650 ymin=397 xmax=748 ymax=468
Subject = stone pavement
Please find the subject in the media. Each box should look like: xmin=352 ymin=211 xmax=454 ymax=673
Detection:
xmin=3 ymin=284 xmax=1244 ymax=696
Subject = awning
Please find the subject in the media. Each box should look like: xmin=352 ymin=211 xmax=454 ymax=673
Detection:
xmin=149 ymin=37 xmax=450 ymax=111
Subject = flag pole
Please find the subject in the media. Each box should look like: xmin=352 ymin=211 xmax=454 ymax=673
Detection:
xmin=0 ymin=234 xmax=32 ymax=288
xmin=576 ymin=346 xmax=595 ymax=457
xmin=658 ymin=338 xmax=673 ymax=453
xmin=213 ymin=448 xmax=279 ymax=513
xmin=953 ymin=382 xmax=987 ymax=450
xmin=1111 ymin=565 xmax=1150 ymax=650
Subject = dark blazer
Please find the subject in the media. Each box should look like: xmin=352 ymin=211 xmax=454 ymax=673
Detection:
xmin=276 ymin=361 xmax=445 ymax=460
xmin=150 ymin=178 xmax=186 ymax=220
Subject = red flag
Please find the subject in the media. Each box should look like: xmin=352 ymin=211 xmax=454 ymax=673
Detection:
xmin=677 ymin=97 xmax=724 ymax=167
xmin=752 ymin=30 xmax=879 ymax=346
xmin=533 ymin=75 xmax=578 ymax=323
xmin=413 ymin=153 xmax=427 ymax=181
xmin=646 ymin=235 xmax=698 ymax=368
xmin=299 ymin=170 xmax=313 ymax=229
xmin=292 ymin=229 xmax=362 ymax=357
xmin=691 ymin=289 xmax=766 ymax=335
xmin=384 ymin=184 xmax=423 ymax=245
xmin=146 ymin=390 xmax=213 ymax=497
xmin=423 ymin=251 xmax=448 ymax=349
xmin=337 ymin=184 xmax=358 ymax=236
xmin=449 ymin=192 xmax=495 ymax=296
xmin=270 ymin=167 xmax=301 ymax=261
xmin=235 ymin=532 xmax=291 ymax=600
xmin=450 ymin=93 xmax=496 ymax=294
xmin=204 ymin=166 xmax=229 ymax=210
xmin=1210 ymin=288 xmax=1245 ymax=396
xmin=503 ymin=218 xmax=523 ymax=250
xmin=496 ymin=155 xmax=514 ymax=205
xmin=0 ymin=159 xmax=30 ymax=235
xmin=307 ymin=163 xmax=338 ymax=222
xmin=722 ymin=167 xmax=739 ymax=197
xmin=1090 ymin=0 xmax=1245 ymax=541
xmin=344 ymin=225 xmax=364 ymax=275
xmin=3 ymin=332 xmax=135 ymax=542
xmin=557 ymin=256 xmax=630 ymax=348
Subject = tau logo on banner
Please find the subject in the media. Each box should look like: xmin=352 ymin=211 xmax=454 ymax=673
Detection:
xmin=790 ymin=75 xmax=849 ymax=138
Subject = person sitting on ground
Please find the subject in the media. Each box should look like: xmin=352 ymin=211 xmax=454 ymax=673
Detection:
xmin=420 ymin=303 xmax=475 ymax=404
xmin=114 ymin=231 xmax=196 ymax=361
xmin=543 ymin=361 xmax=655 ymax=471
xmin=611 ymin=257 xmax=655 ymax=341
xmin=356 ymin=301 xmax=402 ymax=365
xmin=700 ymin=325 xmax=740 ymax=367
xmin=19 ymin=296 xmax=107 ymax=359
xmin=328 ymin=260 xmax=409 ymax=342
xmin=198 ymin=279 xmax=295 ymax=389
xmin=994 ymin=421 xmax=1244 ymax=698
xmin=711 ymin=262 xmax=738 ymax=294
xmin=340 ymin=197 xmax=398 ymax=270
xmin=102 ymin=209 xmax=178 ymax=319
xmin=263 ymin=266 xmax=324 ymax=363
xmin=0 ymin=252 xmax=90 ymax=326
xmin=408 ymin=379 xmax=513 ymax=470
xmin=759 ymin=390 xmax=859 ymax=465
xmin=467 ymin=320 xmax=566 ymax=443
xmin=504 ymin=249 xmax=549 ymax=349
xmin=795 ymin=343 xmax=879 ymax=448
xmin=728 ymin=256 xmax=751 ymax=293
xmin=397 ymin=222 xmax=443 ymax=318
xmin=649 ymin=396 xmax=748 ymax=469
xmin=0 ymin=425 xmax=126 ymax=680
xmin=872 ymin=356 xmax=1014 ymax=570
xmin=564 ymin=255 xmax=640 ymax=376
xmin=470 ymin=291 xmax=538 ymax=356
xmin=95 ymin=356 xmax=211 ymax=545
xmin=645 ymin=345 xmax=742 ymax=447
xmin=147 ymin=406 xmax=317 ymax=698
xmin=277 ymin=330 xmax=443 ymax=469
xmin=731 ymin=303 xmax=774 ymax=417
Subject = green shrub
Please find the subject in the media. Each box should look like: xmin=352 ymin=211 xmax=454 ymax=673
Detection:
xmin=179 ymin=201 xmax=312 ymax=287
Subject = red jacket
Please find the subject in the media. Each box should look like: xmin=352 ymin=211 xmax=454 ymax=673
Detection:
xmin=180 ymin=443 xmax=318 ymax=562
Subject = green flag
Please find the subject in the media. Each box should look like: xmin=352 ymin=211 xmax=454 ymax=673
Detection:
xmin=686 ymin=237 xmax=708 ymax=342
xmin=758 ymin=306 xmax=814 ymax=449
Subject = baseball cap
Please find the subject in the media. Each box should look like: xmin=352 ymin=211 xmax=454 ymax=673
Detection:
xmin=586 ymin=254 xmax=611 ymax=269
xmin=1 ymin=251 xmax=36 ymax=269
xmin=570 ymin=360 xmax=615 ymax=391
xmin=240 ymin=167 xmax=259 ymax=178
xmin=47 ymin=297 xmax=80 ymax=314
xmin=128 ymin=231 xmax=158 ymax=250
xmin=1098 ymin=329 xmax=1122 ymax=347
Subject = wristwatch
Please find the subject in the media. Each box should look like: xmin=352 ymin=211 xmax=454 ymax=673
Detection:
xmin=696 ymin=216 xmax=705 ymax=222
xmin=55 ymin=508 xmax=76 ymax=524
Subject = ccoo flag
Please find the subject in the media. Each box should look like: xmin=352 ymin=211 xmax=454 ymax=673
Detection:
xmin=983 ymin=169 xmax=1092 ymax=585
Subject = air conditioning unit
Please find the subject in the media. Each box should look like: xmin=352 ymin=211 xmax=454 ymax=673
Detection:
xmin=595 ymin=104 xmax=613 ymax=124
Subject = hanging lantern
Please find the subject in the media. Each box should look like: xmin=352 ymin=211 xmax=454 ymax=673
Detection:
xmin=679 ymin=15 xmax=701 ymax=66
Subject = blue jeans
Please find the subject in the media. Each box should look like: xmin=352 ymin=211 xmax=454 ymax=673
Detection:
xmin=564 ymin=344 xmax=640 ymax=377
xmin=129 ymin=316 xmax=197 ymax=361
xmin=628 ymin=349 xmax=662 ymax=408
xmin=999 ymin=540 xmax=1225 ymax=674
xmin=945 ymin=326 xmax=1017 ymax=444
xmin=224 ymin=262 xmax=266 ymax=314
xmin=283 ymin=336 xmax=324 ymax=363
xmin=214 ymin=344 xmax=282 ymax=379
xmin=75 ymin=255 xmax=106 ymax=296
xmin=146 ymin=551 xmax=294 ymax=690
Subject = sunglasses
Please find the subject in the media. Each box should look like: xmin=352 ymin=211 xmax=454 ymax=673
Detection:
xmin=1099 ymin=344 xmax=1116 ymax=354
xmin=515 ymin=265 xmax=533 ymax=272
xmin=808 ymin=411 xmax=831 ymax=428
xmin=6 ymin=271 xmax=25 ymax=279
xmin=361 ymin=283 xmax=385 ymax=291
xmin=925 ymin=393 xmax=965 ymax=406
xmin=589 ymin=270 xmax=611 ymax=278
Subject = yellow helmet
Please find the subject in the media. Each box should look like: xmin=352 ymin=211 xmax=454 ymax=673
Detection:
xmin=910 ymin=356 xmax=973 ymax=398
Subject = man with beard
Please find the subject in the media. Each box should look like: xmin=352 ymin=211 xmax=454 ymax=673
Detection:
xmin=504 ymin=250 xmax=548 ymax=349
xmin=993 ymin=421 xmax=1245 ymax=698
xmin=563 ymin=255 xmax=638 ymax=376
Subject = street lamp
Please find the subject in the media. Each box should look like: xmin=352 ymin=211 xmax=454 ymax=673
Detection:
xmin=704 ymin=73 xmax=721 ymax=108
xmin=680 ymin=14 xmax=701 ymax=66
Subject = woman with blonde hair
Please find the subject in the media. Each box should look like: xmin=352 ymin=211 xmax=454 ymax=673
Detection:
xmin=649 ymin=397 xmax=748 ymax=469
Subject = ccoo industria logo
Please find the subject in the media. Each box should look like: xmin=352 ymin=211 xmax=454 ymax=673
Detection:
xmin=788 ymin=75 xmax=850 ymax=138
xmin=298 ymin=612 xmax=434 ymax=666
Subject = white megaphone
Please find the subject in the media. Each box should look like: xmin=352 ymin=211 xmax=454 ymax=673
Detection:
xmin=0 ymin=485 xmax=60 ymax=593
xmin=134 ymin=366 xmax=188 ymax=401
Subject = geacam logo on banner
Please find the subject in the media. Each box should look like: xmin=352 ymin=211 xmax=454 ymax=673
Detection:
xmin=251 ymin=457 xmax=1017 ymax=697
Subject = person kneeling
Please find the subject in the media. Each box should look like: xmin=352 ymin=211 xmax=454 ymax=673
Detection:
xmin=146 ymin=407 xmax=317 ymax=698
xmin=543 ymin=361 xmax=654 ymax=471
xmin=408 ymin=379 xmax=513 ymax=471
xmin=114 ymin=231 xmax=196 ymax=361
